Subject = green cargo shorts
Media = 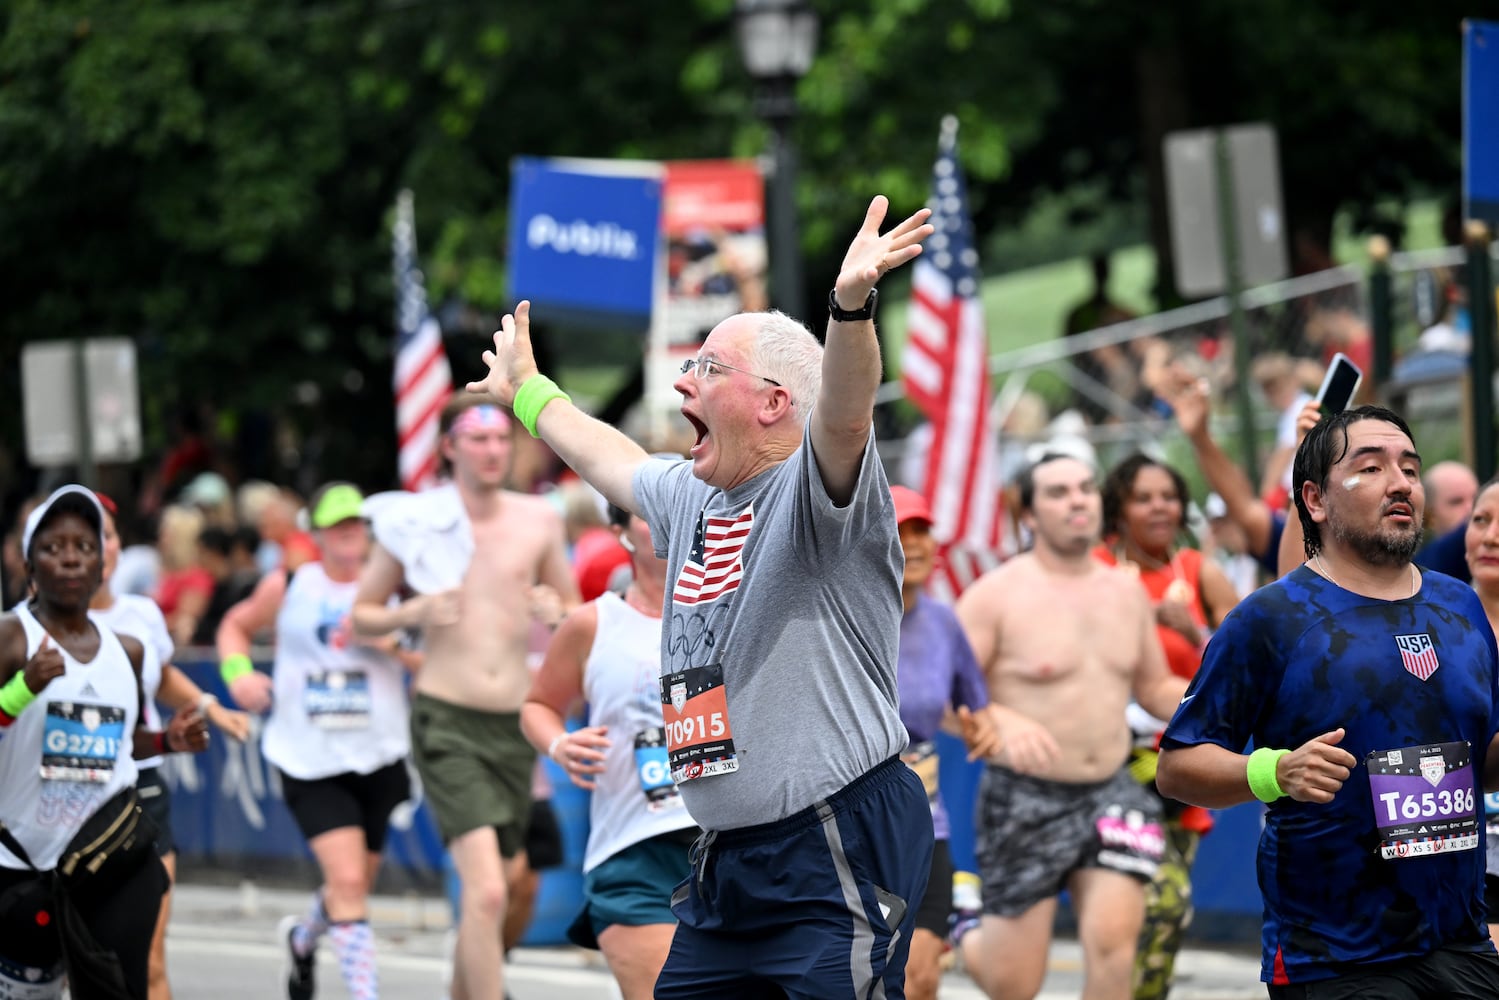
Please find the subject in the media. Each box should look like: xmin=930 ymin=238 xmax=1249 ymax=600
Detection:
xmin=409 ymin=693 xmax=536 ymax=855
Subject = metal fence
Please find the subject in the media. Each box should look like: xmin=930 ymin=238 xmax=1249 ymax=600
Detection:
xmin=876 ymin=242 xmax=1499 ymax=492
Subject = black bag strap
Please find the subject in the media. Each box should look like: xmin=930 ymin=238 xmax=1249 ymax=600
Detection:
xmin=0 ymin=822 xmax=37 ymax=871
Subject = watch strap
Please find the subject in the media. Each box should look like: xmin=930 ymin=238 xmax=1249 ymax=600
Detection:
xmin=828 ymin=287 xmax=878 ymax=322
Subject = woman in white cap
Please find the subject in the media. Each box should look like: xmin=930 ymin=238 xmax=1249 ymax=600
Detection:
xmin=216 ymin=481 xmax=417 ymax=1000
xmin=88 ymin=491 xmax=251 ymax=1000
xmin=0 ymin=485 xmax=208 ymax=999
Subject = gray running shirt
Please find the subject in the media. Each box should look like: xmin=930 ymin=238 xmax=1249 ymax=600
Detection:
xmin=633 ymin=425 xmax=907 ymax=830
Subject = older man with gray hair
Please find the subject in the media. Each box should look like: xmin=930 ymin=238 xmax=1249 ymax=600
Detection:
xmin=468 ymin=195 xmax=935 ymax=999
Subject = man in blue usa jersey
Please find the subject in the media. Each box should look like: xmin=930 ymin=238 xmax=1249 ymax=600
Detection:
xmin=1158 ymin=405 xmax=1499 ymax=998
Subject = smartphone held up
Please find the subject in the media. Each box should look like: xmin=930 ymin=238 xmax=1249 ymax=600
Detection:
xmin=1315 ymin=353 xmax=1363 ymax=415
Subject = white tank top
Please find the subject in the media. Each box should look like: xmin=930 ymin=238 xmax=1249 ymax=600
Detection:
xmin=90 ymin=595 xmax=173 ymax=769
xmin=581 ymin=592 xmax=695 ymax=873
xmin=0 ymin=605 xmax=140 ymax=872
xmin=262 ymin=564 xmax=410 ymax=780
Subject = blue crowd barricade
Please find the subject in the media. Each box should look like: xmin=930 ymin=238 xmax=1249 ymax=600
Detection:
xmin=169 ymin=659 xmax=1262 ymax=944
xmin=168 ymin=658 xmax=590 ymax=946
xmin=934 ymin=730 xmax=1265 ymax=939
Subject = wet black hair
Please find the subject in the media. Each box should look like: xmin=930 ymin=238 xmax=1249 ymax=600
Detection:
xmin=1292 ymin=405 xmax=1417 ymax=558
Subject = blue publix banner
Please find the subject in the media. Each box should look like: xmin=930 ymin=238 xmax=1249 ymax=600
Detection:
xmin=506 ymin=157 xmax=664 ymax=329
xmin=1467 ymin=19 xmax=1499 ymax=227
xmin=168 ymin=660 xmax=1265 ymax=943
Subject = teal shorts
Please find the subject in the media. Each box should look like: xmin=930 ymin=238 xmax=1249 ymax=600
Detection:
xmin=566 ymin=829 xmax=697 ymax=949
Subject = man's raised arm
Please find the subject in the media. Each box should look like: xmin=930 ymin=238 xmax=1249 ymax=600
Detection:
xmin=811 ymin=196 xmax=934 ymax=505
xmin=468 ymin=301 xmax=650 ymax=513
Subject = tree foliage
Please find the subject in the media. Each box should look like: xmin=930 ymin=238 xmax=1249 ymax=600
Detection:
xmin=0 ymin=0 xmax=1471 ymax=490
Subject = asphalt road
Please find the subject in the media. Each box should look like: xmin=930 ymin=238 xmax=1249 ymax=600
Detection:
xmin=163 ymin=881 xmax=1264 ymax=998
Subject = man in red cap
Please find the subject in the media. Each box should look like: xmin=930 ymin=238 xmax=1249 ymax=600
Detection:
xmin=888 ymin=485 xmax=998 ymax=1000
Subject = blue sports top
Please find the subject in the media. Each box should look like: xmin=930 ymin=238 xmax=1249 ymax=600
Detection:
xmin=1163 ymin=565 xmax=1499 ymax=984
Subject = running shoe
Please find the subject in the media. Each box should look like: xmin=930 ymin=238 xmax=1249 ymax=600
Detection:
xmin=277 ymin=914 xmax=316 ymax=1000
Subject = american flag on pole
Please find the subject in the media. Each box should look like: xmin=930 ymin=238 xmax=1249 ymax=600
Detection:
xmin=392 ymin=189 xmax=453 ymax=492
xmin=901 ymin=116 xmax=1004 ymax=601
xmin=1395 ymin=633 xmax=1440 ymax=681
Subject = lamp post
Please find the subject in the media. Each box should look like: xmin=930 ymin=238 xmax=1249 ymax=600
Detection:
xmin=735 ymin=0 xmax=818 ymax=318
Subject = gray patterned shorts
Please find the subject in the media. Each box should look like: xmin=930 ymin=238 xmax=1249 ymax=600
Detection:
xmin=975 ymin=765 xmax=1164 ymax=917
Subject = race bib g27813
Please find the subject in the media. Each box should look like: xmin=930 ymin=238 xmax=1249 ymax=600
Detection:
xmin=1366 ymin=741 xmax=1478 ymax=860
xmin=41 ymin=702 xmax=125 ymax=783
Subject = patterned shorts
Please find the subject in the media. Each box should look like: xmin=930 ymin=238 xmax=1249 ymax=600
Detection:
xmin=975 ymin=764 xmax=1164 ymax=917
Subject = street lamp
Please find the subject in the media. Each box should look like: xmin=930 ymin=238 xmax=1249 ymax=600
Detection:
xmin=735 ymin=0 xmax=818 ymax=318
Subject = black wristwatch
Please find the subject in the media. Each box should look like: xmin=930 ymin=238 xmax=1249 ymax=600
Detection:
xmin=828 ymin=287 xmax=878 ymax=322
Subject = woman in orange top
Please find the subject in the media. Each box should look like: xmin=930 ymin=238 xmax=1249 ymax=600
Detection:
xmin=1096 ymin=453 xmax=1239 ymax=1000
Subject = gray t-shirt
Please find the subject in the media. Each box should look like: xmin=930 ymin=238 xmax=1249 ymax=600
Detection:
xmin=633 ymin=425 xmax=907 ymax=830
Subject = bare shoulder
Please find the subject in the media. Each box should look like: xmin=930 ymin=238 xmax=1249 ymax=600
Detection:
xmin=1093 ymin=562 xmax=1153 ymax=611
xmin=957 ymin=553 xmax=1033 ymax=615
xmin=504 ymin=491 xmax=564 ymax=524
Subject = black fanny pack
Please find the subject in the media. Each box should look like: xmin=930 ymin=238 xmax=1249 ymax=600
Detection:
xmin=1 ymin=786 xmax=160 ymax=999
xmin=54 ymin=786 xmax=157 ymax=896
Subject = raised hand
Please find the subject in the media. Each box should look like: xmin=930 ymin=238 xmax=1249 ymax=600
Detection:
xmin=833 ymin=197 xmax=934 ymax=311
xmin=1278 ymin=727 xmax=1357 ymax=804
xmin=466 ymin=300 xmax=540 ymax=405
xmin=1294 ymin=399 xmax=1322 ymax=445
xmin=22 ymin=636 xmax=65 ymax=695
xmin=1168 ymin=372 xmax=1211 ymax=440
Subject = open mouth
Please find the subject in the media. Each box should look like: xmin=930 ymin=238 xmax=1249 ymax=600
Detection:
xmin=683 ymin=412 xmax=709 ymax=454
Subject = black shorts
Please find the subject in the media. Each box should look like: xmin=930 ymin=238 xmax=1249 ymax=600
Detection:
xmin=913 ymin=838 xmax=954 ymax=936
xmin=1265 ymin=943 xmax=1499 ymax=999
xmin=1486 ymin=874 xmax=1499 ymax=923
xmin=136 ymin=766 xmax=175 ymax=857
xmin=525 ymin=799 xmax=564 ymax=871
xmin=279 ymin=761 xmax=411 ymax=852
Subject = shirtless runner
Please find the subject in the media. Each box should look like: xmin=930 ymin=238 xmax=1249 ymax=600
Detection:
xmin=352 ymin=394 xmax=578 ymax=1000
xmin=954 ymin=453 xmax=1187 ymax=1000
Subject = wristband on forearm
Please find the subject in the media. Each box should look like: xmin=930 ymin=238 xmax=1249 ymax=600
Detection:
xmin=512 ymin=375 xmax=571 ymax=438
xmin=0 ymin=672 xmax=37 ymax=725
xmin=220 ymin=654 xmax=254 ymax=685
xmin=151 ymin=731 xmax=170 ymax=755
xmin=547 ymin=733 xmax=566 ymax=763
xmin=1247 ymin=746 xmax=1291 ymax=803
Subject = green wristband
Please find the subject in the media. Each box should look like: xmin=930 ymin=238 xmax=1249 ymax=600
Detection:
xmin=0 ymin=671 xmax=37 ymax=719
xmin=220 ymin=654 xmax=255 ymax=685
xmin=512 ymin=375 xmax=570 ymax=438
xmin=1247 ymin=746 xmax=1291 ymax=803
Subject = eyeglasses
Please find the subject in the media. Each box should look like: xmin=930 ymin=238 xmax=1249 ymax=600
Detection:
xmin=679 ymin=355 xmax=781 ymax=387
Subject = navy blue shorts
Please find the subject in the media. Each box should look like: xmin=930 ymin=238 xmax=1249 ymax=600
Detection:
xmin=655 ymin=756 xmax=934 ymax=999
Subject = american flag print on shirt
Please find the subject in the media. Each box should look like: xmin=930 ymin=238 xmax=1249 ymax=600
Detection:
xmin=1395 ymin=633 xmax=1439 ymax=681
xmin=672 ymin=505 xmax=753 ymax=606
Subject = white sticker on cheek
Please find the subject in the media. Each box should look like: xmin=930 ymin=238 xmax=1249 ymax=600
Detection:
xmin=1342 ymin=476 xmax=1361 ymax=491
